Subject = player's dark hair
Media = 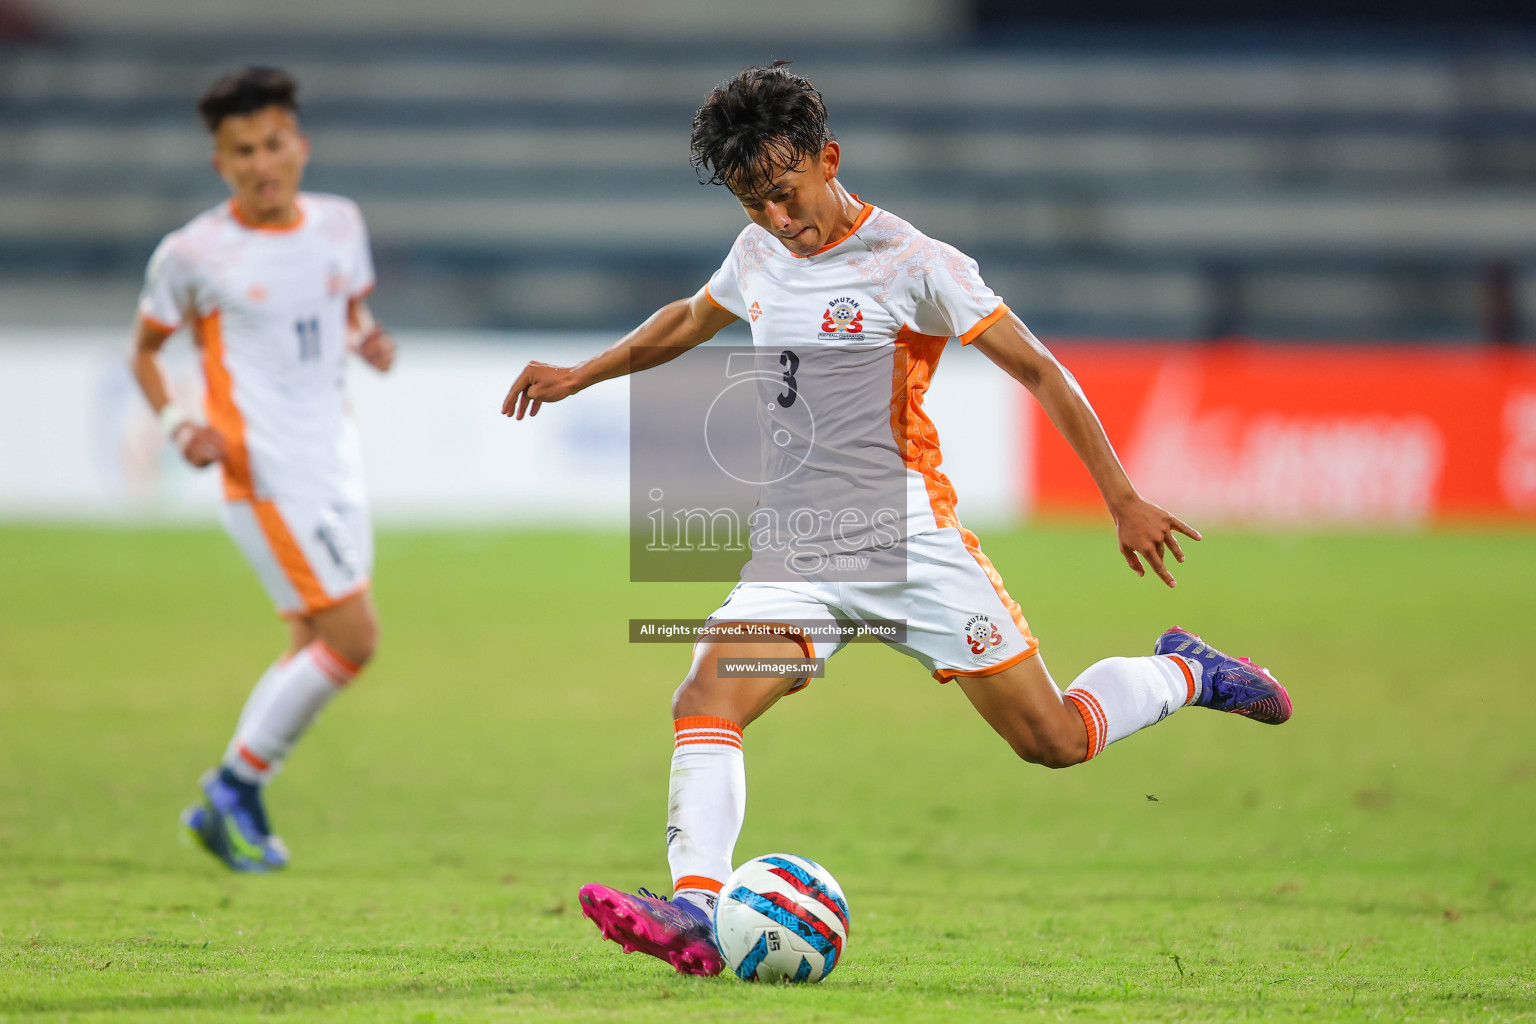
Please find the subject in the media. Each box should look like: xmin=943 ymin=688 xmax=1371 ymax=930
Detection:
xmin=690 ymin=60 xmax=832 ymax=196
xmin=196 ymin=67 xmax=299 ymax=133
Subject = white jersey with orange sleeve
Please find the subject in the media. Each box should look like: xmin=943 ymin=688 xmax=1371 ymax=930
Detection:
xmin=139 ymin=192 xmax=374 ymax=504
xmin=139 ymin=192 xmax=378 ymax=615
xmin=698 ymin=197 xmax=1037 ymax=684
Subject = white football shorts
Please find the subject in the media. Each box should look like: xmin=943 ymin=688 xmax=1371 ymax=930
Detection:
xmin=220 ymin=497 xmax=373 ymax=616
xmin=701 ymin=526 xmax=1038 ymax=689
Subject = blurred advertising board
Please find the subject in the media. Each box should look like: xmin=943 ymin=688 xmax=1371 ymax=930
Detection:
xmin=8 ymin=331 xmax=1530 ymax=528
xmin=1033 ymin=345 xmax=1536 ymax=525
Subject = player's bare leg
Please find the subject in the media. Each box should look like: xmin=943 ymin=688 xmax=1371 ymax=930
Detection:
xmin=299 ymin=588 xmax=380 ymax=668
xmin=579 ymin=632 xmax=805 ymax=976
xmin=183 ymin=589 xmax=379 ymax=872
xmin=671 ymin=634 xmax=806 ymax=726
xmin=961 ymin=632 xmax=1290 ymax=767
xmin=957 ymin=655 xmax=1089 ymax=769
xmin=230 ymin=588 xmax=378 ymax=778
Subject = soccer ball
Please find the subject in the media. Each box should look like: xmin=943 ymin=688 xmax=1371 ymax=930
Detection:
xmin=714 ymin=853 xmax=849 ymax=982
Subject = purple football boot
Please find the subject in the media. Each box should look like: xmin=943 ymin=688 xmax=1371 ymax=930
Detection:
xmin=578 ymin=884 xmax=724 ymax=976
xmin=1154 ymin=627 xmax=1292 ymax=724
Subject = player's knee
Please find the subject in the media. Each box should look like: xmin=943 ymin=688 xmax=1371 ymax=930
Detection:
xmin=328 ymin=616 xmax=379 ymax=669
xmin=1036 ymin=746 xmax=1084 ymax=770
xmin=1012 ymin=744 xmax=1076 ymax=770
xmin=352 ymin=624 xmax=379 ymax=667
xmin=1044 ymin=730 xmax=1089 ymax=769
xmin=671 ymin=666 xmax=764 ymax=723
xmin=1008 ymin=729 xmax=1086 ymax=770
xmin=671 ymin=674 xmax=716 ymax=719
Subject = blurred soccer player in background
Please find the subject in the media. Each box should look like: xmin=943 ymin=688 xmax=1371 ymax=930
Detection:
xmin=505 ymin=62 xmax=1292 ymax=975
xmin=130 ymin=68 xmax=396 ymax=872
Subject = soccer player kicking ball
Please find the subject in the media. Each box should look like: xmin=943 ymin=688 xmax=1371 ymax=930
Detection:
xmin=503 ymin=62 xmax=1291 ymax=974
xmin=131 ymin=68 xmax=396 ymax=872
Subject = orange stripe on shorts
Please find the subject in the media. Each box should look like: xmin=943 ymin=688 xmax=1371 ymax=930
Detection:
xmin=250 ymin=500 xmax=330 ymax=612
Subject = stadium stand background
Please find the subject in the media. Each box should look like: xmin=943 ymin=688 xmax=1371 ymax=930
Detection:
xmin=1 ymin=0 xmax=1534 ymax=341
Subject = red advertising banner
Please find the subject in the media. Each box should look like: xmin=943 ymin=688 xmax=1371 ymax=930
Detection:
xmin=1030 ymin=345 xmax=1536 ymax=524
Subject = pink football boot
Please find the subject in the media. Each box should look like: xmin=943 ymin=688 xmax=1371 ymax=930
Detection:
xmin=578 ymin=884 xmax=724 ymax=976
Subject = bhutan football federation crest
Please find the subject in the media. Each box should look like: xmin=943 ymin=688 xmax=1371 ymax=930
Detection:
xmin=963 ymin=613 xmax=1007 ymax=663
xmin=819 ymin=297 xmax=865 ymax=340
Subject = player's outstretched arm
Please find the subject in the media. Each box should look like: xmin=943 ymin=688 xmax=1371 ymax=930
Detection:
xmin=971 ymin=312 xmax=1200 ymax=588
xmin=502 ymin=286 xmax=736 ymax=420
xmin=128 ymin=315 xmax=227 ymax=468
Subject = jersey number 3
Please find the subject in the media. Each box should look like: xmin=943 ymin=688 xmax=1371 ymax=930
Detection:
xmin=777 ymin=349 xmax=799 ymax=408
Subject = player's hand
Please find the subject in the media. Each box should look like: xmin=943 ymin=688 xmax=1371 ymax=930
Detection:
xmin=354 ymin=326 xmax=396 ymax=372
xmin=172 ymin=424 xmax=228 ymax=469
xmin=1111 ymin=497 xmax=1201 ymax=588
xmin=502 ymin=361 xmax=583 ymax=420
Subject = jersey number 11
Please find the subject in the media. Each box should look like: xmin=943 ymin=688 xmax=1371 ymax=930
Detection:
xmin=295 ymin=317 xmax=321 ymax=361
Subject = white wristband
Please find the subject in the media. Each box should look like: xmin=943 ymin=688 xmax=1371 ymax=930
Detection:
xmin=158 ymin=404 xmax=194 ymax=438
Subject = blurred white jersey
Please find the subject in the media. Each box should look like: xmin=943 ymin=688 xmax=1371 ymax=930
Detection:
xmin=139 ymin=192 xmax=376 ymax=503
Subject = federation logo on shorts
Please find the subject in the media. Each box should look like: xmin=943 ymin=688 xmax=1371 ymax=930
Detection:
xmin=963 ymin=613 xmax=1007 ymax=663
xmin=819 ymin=297 xmax=865 ymax=340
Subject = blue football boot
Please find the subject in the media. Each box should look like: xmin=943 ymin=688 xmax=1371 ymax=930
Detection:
xmin=180 ymin=767 xmax=290 ymax=872
xmin=1154 ymin=627 xmax=1292 ymax=724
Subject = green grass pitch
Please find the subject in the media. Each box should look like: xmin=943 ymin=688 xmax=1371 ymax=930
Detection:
xmin=1 ymin=524 xmax=1533 ymax=1022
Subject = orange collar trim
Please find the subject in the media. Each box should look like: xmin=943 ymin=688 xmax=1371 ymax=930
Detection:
xmin=793 ymin=194 xmax=874 ymax=259
xmin=229 ymin=198 xmax=305 ymax=234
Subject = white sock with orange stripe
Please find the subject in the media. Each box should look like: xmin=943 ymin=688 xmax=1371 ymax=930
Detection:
xmin=232 ymin=658 xmax=286 ymax=739
xmin=1063 ymin=655 xmax=1203 ymax=761
xmin=222 ymin=641 xmax=360 ymax=784
xmin=666 ymin=715 xmax=745 ymax=916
